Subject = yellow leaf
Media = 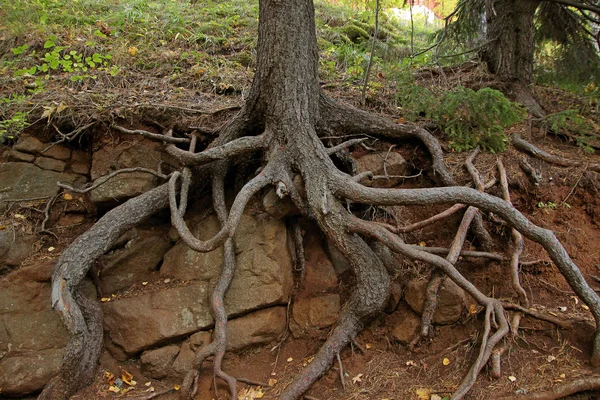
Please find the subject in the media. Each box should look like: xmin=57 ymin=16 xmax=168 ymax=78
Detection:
xmin=238 ymin=387 xmax=264 ymax=400
xmin=144 ymin=381 xmax=152 ymax=386
xmin=469 ymin=304 xmax=477 ymax=314
xmin=56 ymin=103 xmax=68 ymax=113
xmin=174 ymin=384 xmax=181 ymax=390
xmin=419 ymin=241 xmax=426 ymax=247
xmin=415 ymin=388 xmax=431 ymax=400
xmin=268 ymin=378 xmax=277 ymax=386
xmin=14 ymin=214 xmax=25 ymax=220
xmin=121 ymin=368 xmax=135 ymax=386
xmin=365 ymin=343 xmax=372 ymax=349
xmin=128 ymin=47 xmax=139 ymax=56
xmin=101 ymin=297 xmax=111 ymax=302
xmin=508 ymin=375 xmax=517 ymax=382
xmin=63 ymin=193 xmax=73 ymax=201
xmin=443 ymin=358 xmax=451 ymax=366
xmin=108 ymin=386 xmax=120 ymax=393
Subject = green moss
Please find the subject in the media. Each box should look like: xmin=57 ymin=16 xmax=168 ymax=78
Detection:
xmin=340 ymin=24 xmax=370 ymax=43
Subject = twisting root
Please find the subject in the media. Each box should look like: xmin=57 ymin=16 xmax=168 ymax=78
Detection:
xmin=348 ymin=216 xmax=509 ymax=399
xmin=497 ymin=159 xmax=529 ymax=329
xmin=335 ymin=174 xmax=600 ymax=366
xmin=411 ymin=148 xmax=489 ymax=349
xmin=38 ymin=184 xmax=170 ymax=400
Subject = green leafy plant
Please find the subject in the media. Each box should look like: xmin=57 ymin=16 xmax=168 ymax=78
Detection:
xmin=0 ymin=112 xmax=30 ymax=143
xmin=397 ymin=83 xmax=525 ymax=152
xmin=435 ymin=87 xmax=525 ymax=153
xmin=544 ymin=109 xmax=596 ymax=153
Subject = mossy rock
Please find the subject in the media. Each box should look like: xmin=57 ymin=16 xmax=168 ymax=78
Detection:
xmin=340 ymin=24 xmax=370 ymax=43
xmin=323 ymin=29 xmax=352 ymax=45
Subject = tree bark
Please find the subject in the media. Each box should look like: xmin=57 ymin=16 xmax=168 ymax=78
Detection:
xmin=484 ymin=0 xmax=540 ymax=84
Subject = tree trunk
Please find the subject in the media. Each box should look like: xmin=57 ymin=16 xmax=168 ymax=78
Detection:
xmin=484 ymin=0 xmax=540 ymax=84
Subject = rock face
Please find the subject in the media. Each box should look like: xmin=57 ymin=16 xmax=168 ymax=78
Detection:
xmin=0 ymin=162 xmax=81 ymax=211
xmin=404 ymin=278 xmax=467 ymax=325
xmin=140 ymin=307 xmax=286 ymax=379
xmin=303 ymin=231 xmax=338 ymax=294
xmin=103 ymin=212 xmax=293 ymax=357
xmin=89 ymin=138 xmax=162 ymax=205
xmin=355 ymin=151 xmax=409 ymax=188
xmin=0 ymin=267 xmax=68 ymax=396
xmin=99 ymin=228 xmax=172 ymax=294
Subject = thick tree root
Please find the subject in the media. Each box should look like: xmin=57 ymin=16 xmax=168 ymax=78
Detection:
xmin=512 ymin=134 xmax=600 ymax=172
xmin=38 ymin=184 xmax=170 ymax=399
xmin=497 ymin=376 xmax=600 ymax=400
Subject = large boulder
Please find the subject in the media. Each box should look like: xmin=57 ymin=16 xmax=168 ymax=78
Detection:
xmin=404 ymin=278 xmax=467 ymax=325
xmin=103 ymin=212 xmax=292 ymax=357
xmin=0 ymin=162 xmax=82 ymax=211
xmin=89 ymin=137 xmax=162 ymax=206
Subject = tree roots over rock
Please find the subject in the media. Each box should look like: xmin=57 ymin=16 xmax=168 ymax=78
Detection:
xmin=39 ymin=0 xmax=600 ymax=399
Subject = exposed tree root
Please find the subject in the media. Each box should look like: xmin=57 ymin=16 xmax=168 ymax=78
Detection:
xmin=513 ymin=134 xmax=600 ymax=172
xmin=497 ymin=376 xmax=600 ymax=400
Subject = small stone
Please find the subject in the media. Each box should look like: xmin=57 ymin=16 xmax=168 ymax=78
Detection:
xmin=14 ymin=136 xmax=45 ymax=154
xmin=71 ymin=161 xmax=90 ymax=175
xmin=290 ymin=294 xmax=340 ymax=338
xmin=34 ymin=157 xmax=66 ymax=172
xmin=390 ymin=305 xmax=421 ymax=345
xmin=404 ymin=278 xmax=467 ymax=325
xmin=140 ymin=345 xmax=180 ymax=379
xmin=355 ymin=151 xmax=409 ymax=188
xmin=42 ymin=145 xmax=71 ymax=160
xmin=8 ymin=150 xmax=35 ymax=163
xmin=171 ymin=342 xmax=195 ymax=376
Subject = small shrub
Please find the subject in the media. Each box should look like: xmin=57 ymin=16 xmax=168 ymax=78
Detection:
xmin=544 ymin=109 xmax=596 ymax=153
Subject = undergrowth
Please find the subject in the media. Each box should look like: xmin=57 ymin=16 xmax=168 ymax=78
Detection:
xmin=397 ymin=80 xmax=525 ymax=152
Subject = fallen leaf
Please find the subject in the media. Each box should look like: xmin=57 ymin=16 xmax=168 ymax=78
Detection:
xmin=101 ymin=297 xmax=111 ymax=302
xmin=174 ymin=384 xmax=181 ymax=390
xmin=582 ymin=304 xmax=590 ymax=310
xmin=442 ymin=358 xmax=451 ymax=366
xmin=128 ymin=47 xmax=139 ymax=56
xmin=104 ymin=371 xmax=115 ymax=385
xmin=419 ymin=241 xmax=426 ymax=247
xmin=406 ymin=360 xmax=417 ymax=367
xmin=48 ymin=247 xmax=55 ymax=252
xmin=121 ymin=369 xmax=136 ymax=386
xmin=142 ymin=282 xmax=148 ymax=286
xmin=14 ymin=214 xmax=26 ymax=219
xmin=570 ymin=296 xmax=579 ymax=304
xmin=286 ymin=357 xmax=293 ymax=362
xmin=508 ymin=376 xmax=517 ymax=382
xmin=469 ymin=304 xmax=478 ymax=314
xmin=268 ymin=378 xmax=277 ymax=386
xmin=238 ymin=387 xmax=264 ymax=400
xmin=365 ymin=343 xmax=372 ymax=350
xmin=547 ymin=355 xmax=556 ymax=362
xmin=352 ymin=373 xmax=363 ymax=384
xmin=431 ymin=395 xmax=443 ymax=400
xmin=145 ymin=387 xmax=155 ymax=392
xmin=63 ymin=193 xmax=73 ymax=201
xmin=144 ymin=381 xmax=152 ymax=386
xmin=560 ymin=373 xmax=566 ymax=379
xmin=558 ymin=306 xmax=567 ymax=312
xmin=415 ymin=388 xmax=431 ymax=400
xmin=108 ymin=386 xmax=120 ymax=393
